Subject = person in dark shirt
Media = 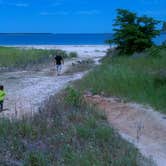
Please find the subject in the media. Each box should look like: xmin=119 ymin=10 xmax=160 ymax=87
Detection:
xmin=54 ymin=54 xmax=64 ymax=76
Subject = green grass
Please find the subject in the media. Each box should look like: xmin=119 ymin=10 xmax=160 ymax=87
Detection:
xmin=0 ymin=47 xmax=73 ymax=69
xmin=76 ymin=46 xmax=166 ymax=113
xmin=0 ymin=88 xmax=152 ymax=165
xmin=68 ymin=51 xmax=78 ymax=58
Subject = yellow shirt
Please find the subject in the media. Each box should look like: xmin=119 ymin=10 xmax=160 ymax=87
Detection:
xmin=0 ymin=90 xmax=6 ymax=101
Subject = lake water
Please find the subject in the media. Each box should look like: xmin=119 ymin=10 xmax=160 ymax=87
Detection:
xmin=0 ymin=33 xmax=165 ymax=45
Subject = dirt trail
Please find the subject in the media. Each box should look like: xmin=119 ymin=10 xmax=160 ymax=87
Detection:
xmin=0 ymin=45 xmax=108 ymax=119
xmin=85 ymin=95 xmax=166 ymax=166
xmin=0 ymin=60 xmax=84 ymax=118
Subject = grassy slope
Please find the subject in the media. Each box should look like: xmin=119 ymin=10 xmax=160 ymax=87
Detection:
xmin=0 ymin=89 xmax=152 ymax=166
xmin=0 ymin=46 xmax=158 ymax=165
xmin=76 ymin=46 xmax=166 ymax=113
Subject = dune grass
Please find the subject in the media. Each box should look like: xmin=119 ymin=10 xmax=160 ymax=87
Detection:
xmin=0 ymin=88 xmax=153 ymax=166
xmin=0 ymin=47 xmax=76 ymax=69
xmin=76 ymin=46 xmax=166 ymax=113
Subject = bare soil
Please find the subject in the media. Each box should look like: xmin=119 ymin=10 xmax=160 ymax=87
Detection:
xmin=84 ymin=94 xmax=166 ymax=166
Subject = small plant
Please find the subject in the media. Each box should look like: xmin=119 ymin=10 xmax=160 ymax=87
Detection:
xmin=24 ymin=151 xmax=48 ymax=166
xmin=76 ymin=125 xmax=92 ymax=139
xmin=65 ymin=86 xmax=83 ymax=106
xmin=95 ymin=126 xmax=113 ymax=142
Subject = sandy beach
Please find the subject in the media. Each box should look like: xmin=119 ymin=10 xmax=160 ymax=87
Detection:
xmin=0 ymin=45 xmax=109 ymax=118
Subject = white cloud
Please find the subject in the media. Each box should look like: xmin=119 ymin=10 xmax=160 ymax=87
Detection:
xmin=40 ymin=11 xmax=69 ymax=16
xmin=51 ymin=2 xmax=62 ymax=7
xmin=50 ymin=0 xmax=64 ymax=7
xmin=76 ymin=10 xmax=101 ymax=15
xmin=15 ymin=3 xmax=29 ymax=7
xmin=1 ymin=2 xmax=30 ymax=7
xmin=40 ymin=9 xmax=101 ymax=16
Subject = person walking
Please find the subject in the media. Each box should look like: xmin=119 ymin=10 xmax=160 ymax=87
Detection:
xmin=0 ymin=85 xmax=6 ymax=111
xmin=54 ymin=53 xmax=64 ymax=76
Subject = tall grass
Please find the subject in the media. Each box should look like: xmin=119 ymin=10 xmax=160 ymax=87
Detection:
xmin=0 ymin=88 xmax=152 ymax=165
xmin=0 ymin=47 xmax=75 ymax=69
xmin=77 ymin=46 xmax=166 ymax=113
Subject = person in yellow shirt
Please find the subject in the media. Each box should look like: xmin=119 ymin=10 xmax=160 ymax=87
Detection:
xmin=0 ymin=85 xmax=6 ymax=111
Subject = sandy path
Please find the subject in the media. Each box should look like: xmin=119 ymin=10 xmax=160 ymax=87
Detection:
xmin=85 ymin=95 xmax=166 ymax=166
xmin=0 ymin=45 xmax=108 ymax=118
xmin=1 ymin=45 xmax=166 ymax=165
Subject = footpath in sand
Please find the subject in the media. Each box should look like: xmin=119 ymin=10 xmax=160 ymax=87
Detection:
xmin=85 ymin=94 xmax=166 ymax=166
xmin=0 ymin=45 xmax=108 ymax=118
xmin=1 ymin=45 xmax=166 ymax=166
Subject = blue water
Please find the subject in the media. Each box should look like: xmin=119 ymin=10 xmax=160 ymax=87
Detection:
xmin=0 ymin=33 xmax=165 ymax=45
xmin=0 ymin=33 xmax=113 ymax=45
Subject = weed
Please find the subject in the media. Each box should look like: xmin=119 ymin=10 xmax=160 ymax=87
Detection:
xmin=64 ymin=86 xmax=83 ymax=106
xmin=24 ymin=151 xmax=49 ymax=166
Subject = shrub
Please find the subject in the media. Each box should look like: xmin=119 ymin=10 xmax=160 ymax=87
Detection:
xmin=69 ymin=52 xmax=78 ymax=58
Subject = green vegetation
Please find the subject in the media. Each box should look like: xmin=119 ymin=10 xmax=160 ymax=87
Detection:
xmin=107 ymin=9 xmax=160 ymax=54
xmin=0 ymin=88 xmax=152 ymax=165
xmin=68 ymin=51 xmax=78 ymax=58
xmin=0 ymin=47 xmax=74 ymax=69
xmin=64 ymin=59 xmax=95 ymax=75
xmin=76 ymin=46 xmax=166 ymax=113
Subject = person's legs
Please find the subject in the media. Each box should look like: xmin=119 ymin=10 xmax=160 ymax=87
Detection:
xmin=57 ymin=65 xmax=62 ymax=75
xmin=55 ymin=65 xmax=59 ymax=75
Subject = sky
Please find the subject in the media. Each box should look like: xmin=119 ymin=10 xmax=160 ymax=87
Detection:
xmin=0 ymin=0 xmax=166 ymax=33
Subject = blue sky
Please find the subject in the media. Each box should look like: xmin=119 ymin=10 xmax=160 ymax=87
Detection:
xmin=0 ymin=0 xmax=165 ymax=33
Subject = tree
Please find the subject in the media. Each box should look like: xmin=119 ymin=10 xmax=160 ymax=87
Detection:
xmin=161 ymin=22 xmax=166 ymax=32
xmin=108 ymin=9 xmax=160 ymax=55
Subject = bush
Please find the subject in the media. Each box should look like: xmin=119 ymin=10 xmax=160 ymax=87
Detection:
xmin=69 ymin=52 xmax=78 ymax=58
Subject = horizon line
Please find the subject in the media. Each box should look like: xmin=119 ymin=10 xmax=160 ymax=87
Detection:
xmin=0 ymin=32 xmax=113 ymax=34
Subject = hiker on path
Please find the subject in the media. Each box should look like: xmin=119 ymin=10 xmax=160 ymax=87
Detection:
xmin=54 ymin=53 xmax=64 ymax=76
xmin=0 ymin=85 xmax=6 ymax=111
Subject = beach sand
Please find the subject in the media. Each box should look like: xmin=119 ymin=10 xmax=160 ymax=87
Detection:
xmin=0 ymin=45 xmax=109 ymax=118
